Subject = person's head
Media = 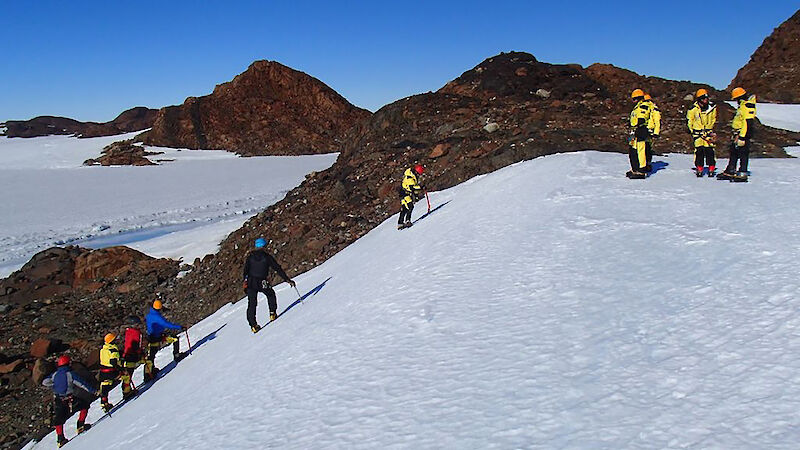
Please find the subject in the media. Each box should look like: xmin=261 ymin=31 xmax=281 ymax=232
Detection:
xmin=695 ymin=88 xmax=709 ymax=106
xmin=255 ymin=238 xmax=267 ymax=248
xmin=104 ymin=333 xmax=116 ymax=344
xmin=643 ymin=93 xmax=652 ymax=101
xmin=413 ymin=164 xmax=424 ymax=175
xmin=57 ymin=355 xmax=71 ymax=367
xmin=731 ymin=87 xmax=747 ymax=102
xmin=153 ymin=300 xmax=163 ymax=310
xmin=631 ymin=88 xmax=645 ymax=103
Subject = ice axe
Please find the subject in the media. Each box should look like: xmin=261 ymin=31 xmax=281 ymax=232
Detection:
xmin=184 ymin=329 xmax=192 ymax=355
xmin=425 ymin=191 xmax=431 ymax=213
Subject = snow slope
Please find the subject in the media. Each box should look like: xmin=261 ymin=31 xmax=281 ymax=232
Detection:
xmin=0 ymin=134 xmax=337 ymax=276
xmin=27 ymin=149 xmax=800 ymax=449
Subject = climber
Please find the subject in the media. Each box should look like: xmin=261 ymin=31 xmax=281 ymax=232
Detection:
xmin=144 ymin=299 xmax=184 ymax=382
xmin=626 ymin=89 xmax=653 ymax=179
xmin=243 ymin=238 xmax=295 ymax=333
xmin=120 ymin=315 xmax=145 ymax=400
xmin=42 ymin=355 xmax=97 ymax=447
xmin=718 ymin=87 xmax=757 ymax=181
xmin=398 ymin=164 xmax=425 ymax=228
xmin=687 ymin=88 xmax=718 ymax=177
xmin=643 ymin=93 xmax=661 ymax=172
xmin=98 ymin=333 xmax=121 ymax=412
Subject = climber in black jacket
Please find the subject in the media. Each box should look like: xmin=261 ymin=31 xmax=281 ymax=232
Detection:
xmin=243 ymin=237 xmax=295 ymax=332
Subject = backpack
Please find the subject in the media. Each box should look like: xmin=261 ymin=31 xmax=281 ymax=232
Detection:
xmin=122 ymin=327 xmax=143 ymax=362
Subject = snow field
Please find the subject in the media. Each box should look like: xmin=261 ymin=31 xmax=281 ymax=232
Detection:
xmin=0 ymin=134 xmax=338 ymax=276
xmin=28 ymin=148 xmax=800 ymax=449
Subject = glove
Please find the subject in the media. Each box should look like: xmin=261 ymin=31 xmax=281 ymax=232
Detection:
xmin=287 ymin=279 xmax=296 ymax=288
xmin=242 ymin=280 xmax=248 ymax=292
xmin=736 ymin=138 xmax=746 ymax=148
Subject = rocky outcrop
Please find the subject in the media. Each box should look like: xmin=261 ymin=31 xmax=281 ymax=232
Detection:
xmin=729 ymin=9 xmax=800 ymax=102
xmin=138 ymin=61 xmax=371 ymax=155
xmin=1 ymin=106 xmax=158 ymax=139
xmin=83 ymin=140 xmax=162 ymax=166
xmin=172 ymin=52 xmax=799 ymax=331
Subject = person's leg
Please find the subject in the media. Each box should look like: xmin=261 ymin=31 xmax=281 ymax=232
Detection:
xmin=707 ymin=146 xmax=716 ymax=173
xmin=724 ymin=142 xmax=739 ymax=174
xmin=739 ymin=142 xmax=750 ymax=173
xmin=246 ymin=287 xmax=259 ymax=327
xmin=694 ymin=146 xmax=704 ymax=172
xmin=265 ymin=287 xmax=278 ymax=319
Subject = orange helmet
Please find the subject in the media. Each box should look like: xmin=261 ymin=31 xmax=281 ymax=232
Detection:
xmin=631 ymin=89 xmax=645 ymax=99
xmin=695 ymin=88 xmax=708 ymax=99
xmin=104 ymin=333 xmax=116 ymax=344
xmin=643 ymin=94 xmax=652 ymax=100
xmin=57 ymin=355 xmax=71 ymax=367
xmin=413 ymin=164 xmax=424 ymax=175
xmin=731 ymin=87 xmax=747 ymax=100
xmin=153 ymin=300 xmax=162 ymax=310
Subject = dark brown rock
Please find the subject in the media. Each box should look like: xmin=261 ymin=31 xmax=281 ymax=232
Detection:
xmin=729 ymin=10 xmax=800 ymax=103
xmin=30 ymin=339 xmax=55 ymax=358
xmin=139 ymin=61 xmax=371 ymax=156
xmin=84 ymin=140 xmax=161 ymax=166
xmin=0 ymin=107 xmax=158 ymax=138
xmin=32 ymin=359 xmax=54 ymax=385
xmin=0 ymin=359 xmax=24 ymax=374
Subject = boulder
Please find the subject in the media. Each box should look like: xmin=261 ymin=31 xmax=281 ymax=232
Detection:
xmin=535 ymin=88 xmax=551 ymax=98
xmin=0 ymin=359 xmax=24 ymax=374
xmin=428 ymin=143 xmax=449 ymax=159
xmin=32 ymin=359 xmax=54 ymax=385
xmin=73 ymin=246 xmax=151 ymax=286
xmin=483 ymin=122 xmax=500 ymax=133
xmin=30 ymin=339 xmax=55 ymax=358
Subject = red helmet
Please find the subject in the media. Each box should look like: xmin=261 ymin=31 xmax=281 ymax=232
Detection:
xmin=57 ymin=355 xmax=71 ymax=367
xmin=413 ymin=164 xmax=424 ymax=175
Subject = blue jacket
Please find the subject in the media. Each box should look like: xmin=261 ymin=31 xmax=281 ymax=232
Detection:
xmin=146 ymin=307 xmax=182 ymax=338
xmin=42 ymin=366 xmax=96 ymax=397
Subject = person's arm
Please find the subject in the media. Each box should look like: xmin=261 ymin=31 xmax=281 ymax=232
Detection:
xmin=267 ymin=254 xmax=294 ymax=286
xmin=42 ymin=373 xmax=53 ymax=388
xmin=243 ymin=253 xmax=251 ymax=281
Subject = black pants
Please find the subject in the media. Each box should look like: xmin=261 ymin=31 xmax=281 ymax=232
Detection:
xmin=52 ymin=396 xmax=89 ymax=426
xmin=246 ymin=280 xmax=277 ymax=327
xmin=644 ymin=141 xmax=653 ymax=171
xmin=725 ymin=141 xmax=750 ymax=173
xmin=398 ymin=203 xmax=414 ymax=224
xmin=98 ymin=370 xmax=118 ymax=401
xmin=694 ymin=146 xmax=716 ymax=168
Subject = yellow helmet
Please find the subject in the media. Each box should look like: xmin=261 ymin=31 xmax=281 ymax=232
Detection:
xmin=631 ymin=89 xmax=645 ymax=99
xmin=643 ymin=94 xmax=652 ymax=100
xmin=731 ymin=87 xmax=747 ymax=100
xmin=153 ymin=300 xmax=162 ymax=310
xmin=104 ymin=333 xmax=116 ymax=344
xmin=695 ymin=88 xmax=708 ymax=99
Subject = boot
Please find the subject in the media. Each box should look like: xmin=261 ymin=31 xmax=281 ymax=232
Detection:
xmin=77 ymin=422 xmax=91 ymax=434
xmin=251 ymin=324 xmax=262 ymax=333
xmin=101 ymin=400 xmax=113 ymax=413
xmin=397 ymin=223 xmax=405 ymax=230
xmin=269 ymin=311 xmax=278 ymax=322
xmin=404 ymin=220 xmax=413 ymax=228
xmin=122 ymin=388 xmax=137 ymax=401
xmin=57 ymin=435 xmax=68 ymax=448
xmin=695 ymin=166 xmax=704 ymax=177
xmin=708 ymin=166 xmax=716 ymax=177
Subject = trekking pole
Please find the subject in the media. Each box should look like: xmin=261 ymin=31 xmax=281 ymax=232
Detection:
xmin=425 ymin=191 xmax=431 ymax=213
xmin=294 ymin=286 xmax=304 ymax=304
xmin=184 ymin=329 xmax=193 ymax=355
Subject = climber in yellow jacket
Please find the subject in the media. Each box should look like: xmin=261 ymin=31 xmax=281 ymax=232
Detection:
xmin=398 ymin=165 xmax=424 ymax=229
xmin=718 ymin=87 xmax=757 ymax=181
xmin=687 ymin=88 xmax=718 ymax=177
xmin=626 ymin=89 xmax=653 ymax=179
xmin=98 ymin=333 xmax=121 ymax=412
xmin=643 ymin=93 xmax=661 ymax=172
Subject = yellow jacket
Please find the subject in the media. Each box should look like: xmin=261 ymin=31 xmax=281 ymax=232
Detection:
xmin=732 ymin=95 xmax=757 ymax=140
xmin=630 ymin=100 xmax=651 ymax=129
xmin=645 ymin=100 xmax=661 ymax=136
xmin=402 ymin=168 xmax=422 ymax=194
xmin=687 ymin=101 xmax=717 ymax=147
xmin=100 ymin=342 xmax=121 ymax=369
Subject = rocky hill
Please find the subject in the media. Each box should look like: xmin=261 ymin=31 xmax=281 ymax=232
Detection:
xmin=138 ymin=61 xmax=371 ymax=155
xmin=729 ymin=9 xmax=800 ymax=102
xmin=172 ymin=52 xmax=799 ymax=324
xmin=1 ymin=107 xmax=158 ymax=139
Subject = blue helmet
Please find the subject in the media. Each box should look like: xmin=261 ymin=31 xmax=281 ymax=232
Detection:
xmin=254 ymin=238 xmax=267 ymax=248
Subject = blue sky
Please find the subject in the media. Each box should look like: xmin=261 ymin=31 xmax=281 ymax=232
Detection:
xmin=1 ymin=1 xmax=797 ymax=122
